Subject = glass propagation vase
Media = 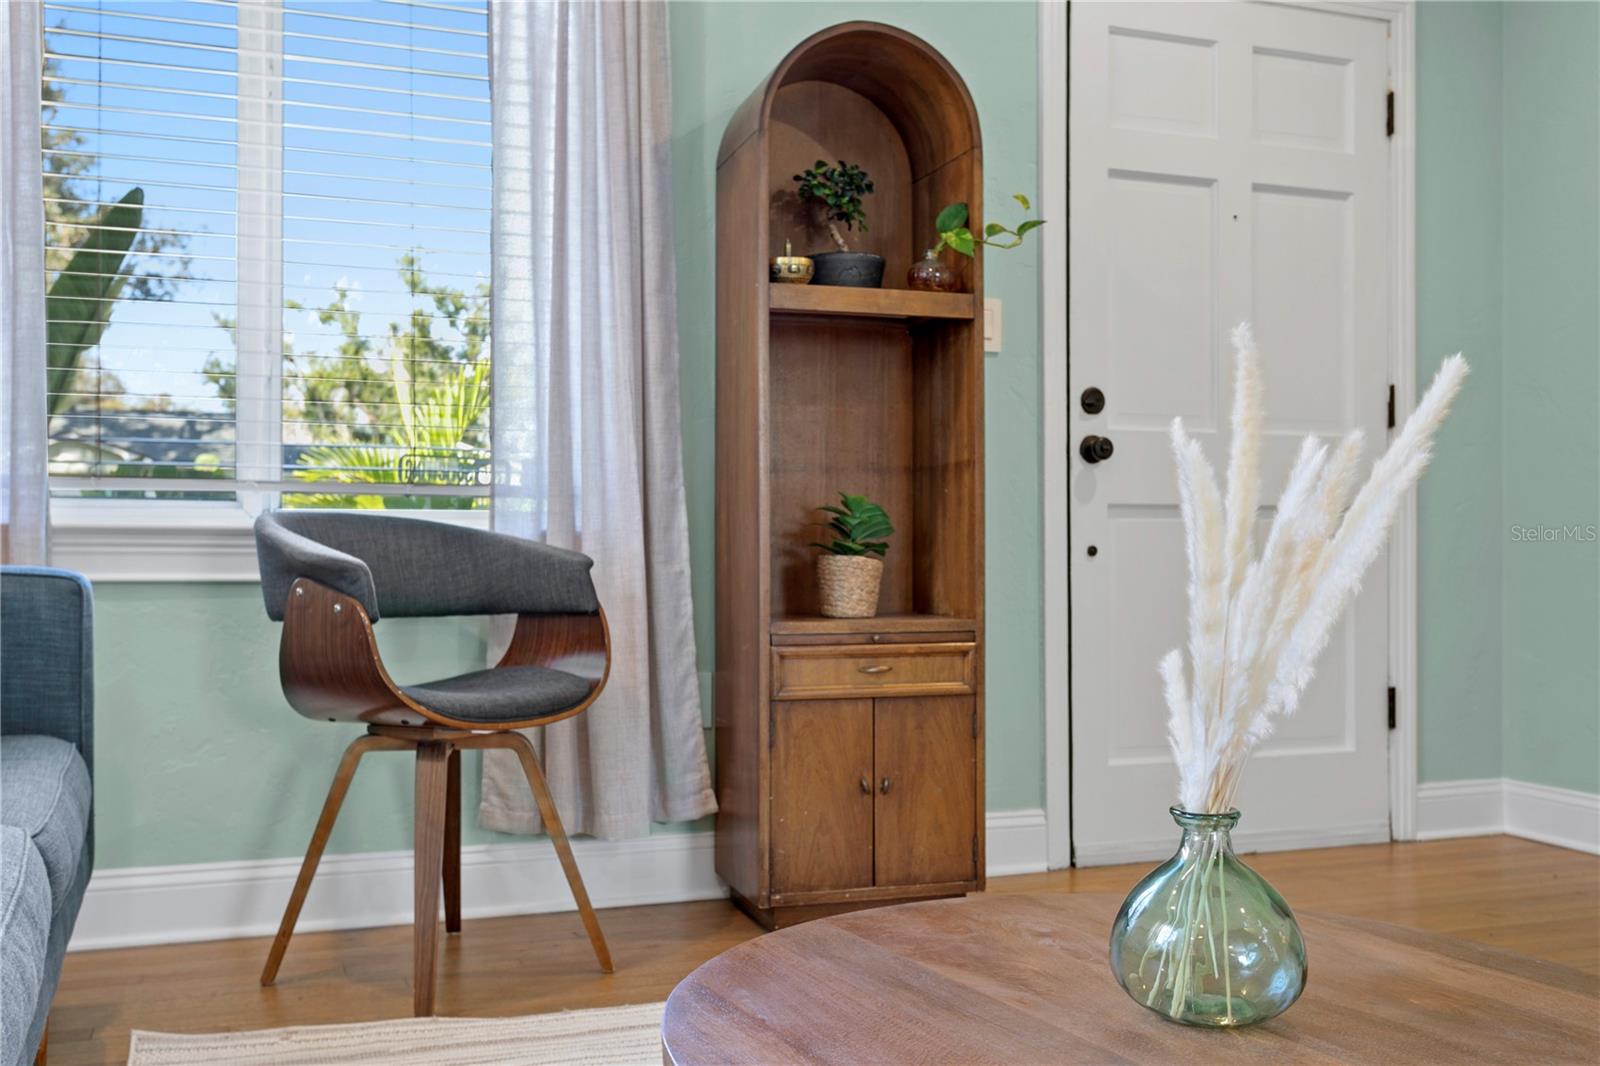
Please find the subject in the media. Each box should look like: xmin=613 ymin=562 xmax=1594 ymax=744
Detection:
xmin=906 ymin=249 xmax=960 ymax=292
xmin=1108 ymin=808 xmax=1307 ymax=1027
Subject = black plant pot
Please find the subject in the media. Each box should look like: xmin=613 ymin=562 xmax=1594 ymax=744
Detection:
xmin=810 ymin=251 xmax=885 ymax=288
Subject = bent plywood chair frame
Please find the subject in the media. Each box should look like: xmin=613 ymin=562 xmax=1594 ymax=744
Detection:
xmin=261 ymin=577 xmax=614 ymax=1017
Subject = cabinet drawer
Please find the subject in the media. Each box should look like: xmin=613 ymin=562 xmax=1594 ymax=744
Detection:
xmin=771 ymin=642 xmax=976 ymax=700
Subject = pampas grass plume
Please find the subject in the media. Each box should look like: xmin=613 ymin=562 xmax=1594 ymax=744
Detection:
xmin=1160 ymin=332 xmax=1468 ymax=813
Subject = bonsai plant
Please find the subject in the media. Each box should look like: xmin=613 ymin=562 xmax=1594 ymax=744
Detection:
xmin=793 ymin=160 xmax=883 ymax=287
xmin=811 ymin=492 xmax=893 ymax=618
xmin=908 ymin=194 xmax=1046 ymax=291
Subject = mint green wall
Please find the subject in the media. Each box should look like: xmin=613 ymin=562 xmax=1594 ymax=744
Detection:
xmin=1499 ymin=1 xmax=1600 ymax=794
xmin=669 ymin=1 xmax=1044 ymax=812
xmin=89 ymin=584 xmax=532 ymax=868
xmin=1415 ymin=2 xmax=1598 ymax=792
xmin=1415 ymin=1 xmax=1505 ymax=783
xmin=91 ymin=583 xmax=709 ymax=869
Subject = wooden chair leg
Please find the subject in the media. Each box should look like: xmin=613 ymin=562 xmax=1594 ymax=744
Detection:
xmin=443 ymin=748 xmax=462 ymax=934
xmin=496 ymin=732 xmax=614 ymax=974
xmin=261 ymin=734 xmax=404 ymax=986
xmin=412 ymin=741 xmax=451 ymax=1016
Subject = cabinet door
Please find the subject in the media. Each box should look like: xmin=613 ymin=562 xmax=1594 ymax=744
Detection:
xmin=873 ymin=696 xmax=977 ymax=886
xmin=771 ymin=699 xmax=874 ymax=894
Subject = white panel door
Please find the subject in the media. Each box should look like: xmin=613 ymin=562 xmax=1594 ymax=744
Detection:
xmin=1069 ymin=1 xmax=1393 ymax=864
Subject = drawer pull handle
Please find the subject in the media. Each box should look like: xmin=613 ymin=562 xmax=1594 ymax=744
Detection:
xmin=859 ymin=776 xmax=871 ymax=794
xmin=880 ymin=776 xmax=892 ymax=795
xmin=859 ymin=664 xmax=893 ymax=675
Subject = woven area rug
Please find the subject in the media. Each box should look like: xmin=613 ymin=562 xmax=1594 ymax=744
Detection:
xmin=126 ymin=1002 xmax=664 ymax=1066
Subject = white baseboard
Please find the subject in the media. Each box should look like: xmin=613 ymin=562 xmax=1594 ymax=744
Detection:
xmin=70 ymin=831 xmax=726 ymax=953
xmin=71 ymin=809 xmax=1050 ymax=952
xmin=1504 ymin=780 xmax=1600 ymax=853
xmin=983 ymin=808 xmax=1049 ymax=877
xmin=1416 ymin=778 xmax=1599 ymax=854
xmin=1414 ymin=778 xmax=1505 ymax=840
xmin=1074 ymin=821 xmax=1392 ymax=868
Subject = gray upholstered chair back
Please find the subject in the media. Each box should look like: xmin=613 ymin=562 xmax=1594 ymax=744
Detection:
xmin=253 ymin=511 xmax=600 ymax=622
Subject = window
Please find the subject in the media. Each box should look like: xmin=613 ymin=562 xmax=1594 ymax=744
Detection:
xmin=42 ymin=0 xmax=492 ymax=513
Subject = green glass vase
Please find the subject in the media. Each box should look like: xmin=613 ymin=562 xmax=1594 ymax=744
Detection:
xmin=1108 ymin=808 xmax=1306 ymax=1027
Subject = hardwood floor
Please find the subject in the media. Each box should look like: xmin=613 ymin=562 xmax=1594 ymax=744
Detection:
xmin=51 ymin=835 xmax=1598 ymax=1065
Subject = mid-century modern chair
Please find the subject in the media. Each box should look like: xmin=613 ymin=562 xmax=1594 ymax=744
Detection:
xmin=252 ymin=511 xmax=613 ymax=1016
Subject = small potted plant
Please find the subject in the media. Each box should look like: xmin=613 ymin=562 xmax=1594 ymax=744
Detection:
xmin=811 ymin=492 xmax=893 ymax=618
xmin=793 ymin=160 xmax=883 ymax=287
xmin=908 ymin=193 xmax=1046 ymax=291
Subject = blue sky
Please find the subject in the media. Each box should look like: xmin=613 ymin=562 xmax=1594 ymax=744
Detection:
xmin=44 ymin=0 xmax=491 ymax=464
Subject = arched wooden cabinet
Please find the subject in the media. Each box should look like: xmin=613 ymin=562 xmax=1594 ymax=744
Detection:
xmin=713 ymin=23 xmax=985 ymax=929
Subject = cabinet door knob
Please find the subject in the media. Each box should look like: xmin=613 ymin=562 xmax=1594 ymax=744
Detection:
xmin=859 ymin=664 xmax=893 ymax=675
xmin=859 ymin=776 xmax=871 ymax=794
xmin=880 ymin=776 xmax=892 ymax=794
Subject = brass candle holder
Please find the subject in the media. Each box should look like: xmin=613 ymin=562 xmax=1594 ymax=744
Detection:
xmin=769 ymin=239 xmax=814 ymax=284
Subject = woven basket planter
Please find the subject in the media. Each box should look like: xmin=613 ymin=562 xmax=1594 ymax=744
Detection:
xmin=817 ymin=554 xmax=884 ymax=618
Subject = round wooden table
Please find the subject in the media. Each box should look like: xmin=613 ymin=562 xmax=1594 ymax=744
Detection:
xmin=662 ymin=892 xmax=1599 ymax=1064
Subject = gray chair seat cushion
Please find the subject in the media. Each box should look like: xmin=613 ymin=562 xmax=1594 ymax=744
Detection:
xmin=400 ymin=665 xmax=592 ymax=723
xmin=1 ymin=826 xmax=50 ymax=1066
xmin=0 ymin=736 xmax=91 ymax=918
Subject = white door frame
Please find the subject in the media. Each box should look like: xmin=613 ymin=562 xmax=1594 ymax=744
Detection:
xmin=1039 ymin=0 xmax=1419 ymax=868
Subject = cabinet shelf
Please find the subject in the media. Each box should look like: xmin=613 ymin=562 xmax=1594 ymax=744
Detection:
xmin=770 ymin=613 xmax=977 ymax=637
xmin=769 ymin=285 xmax=974 ymax=321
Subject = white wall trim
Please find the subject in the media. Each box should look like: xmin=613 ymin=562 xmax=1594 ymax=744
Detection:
xmin=1378 ymin=0 xmax=1421 ymax=843
xmin=1037 ymin=0 xmax=1071 ymax=872
xmin=1037 ymin=0 xmax=1420 ymax=863
xmin=71 ymin=831 xmax=724 ymax=952
xmin=49 ymin=501 xmax=490 ymax=582
xmin=71 ymin=810 xmax=1050 ymax=952
xmin=1416 ymin=778 xmax=1600 ymax=855
xmin=1075 ymin=816 xmax=1401 ymax=870
xmin=985 ymin=807 xmax=1050 ymax=877
xmin=1506 ymin=782 xmax=1600 ymax=853
xmin=1414 ymin=777 xmax=1504 ymax=839
xmin=1075 ymin=821 xmax=1393 ymax=869
xmin=50 ymin=503 xmax=261 ymax=582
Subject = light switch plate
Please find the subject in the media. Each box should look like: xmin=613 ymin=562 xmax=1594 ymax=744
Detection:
xmin=984 ymin=298 xmax=1002 ymax=352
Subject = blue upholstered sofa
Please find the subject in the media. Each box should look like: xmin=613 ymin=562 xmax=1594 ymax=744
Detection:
xmin=1 ymin=568 xmax=94 ymax=1066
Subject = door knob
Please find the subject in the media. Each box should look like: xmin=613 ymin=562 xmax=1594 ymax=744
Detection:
xmin=859 ymin=776 xmax=871 ymax=794
xmin=880 ymin=776 xmax=892 ymax=794
xmin=1079 ymin=435 xmax=1115 ymax=463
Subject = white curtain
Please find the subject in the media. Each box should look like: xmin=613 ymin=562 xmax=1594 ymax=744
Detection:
xmin=1 ymin=1 xmax=47 ymax=565
xmin=482 ymin=0 xmax=716 ymax=840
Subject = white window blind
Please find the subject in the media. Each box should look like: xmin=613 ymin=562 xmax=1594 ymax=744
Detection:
xmin=42 ymin=0 xmax=492 ymax=511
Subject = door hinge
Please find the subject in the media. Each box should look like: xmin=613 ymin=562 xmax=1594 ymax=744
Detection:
xmin=1386 ymin=90 xmax=1395 ymax=137
xmin=1387 ymin=384 xmax=1396 ymax=429
xmin=1387 ymin=686 xmax=1397 ymax=730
